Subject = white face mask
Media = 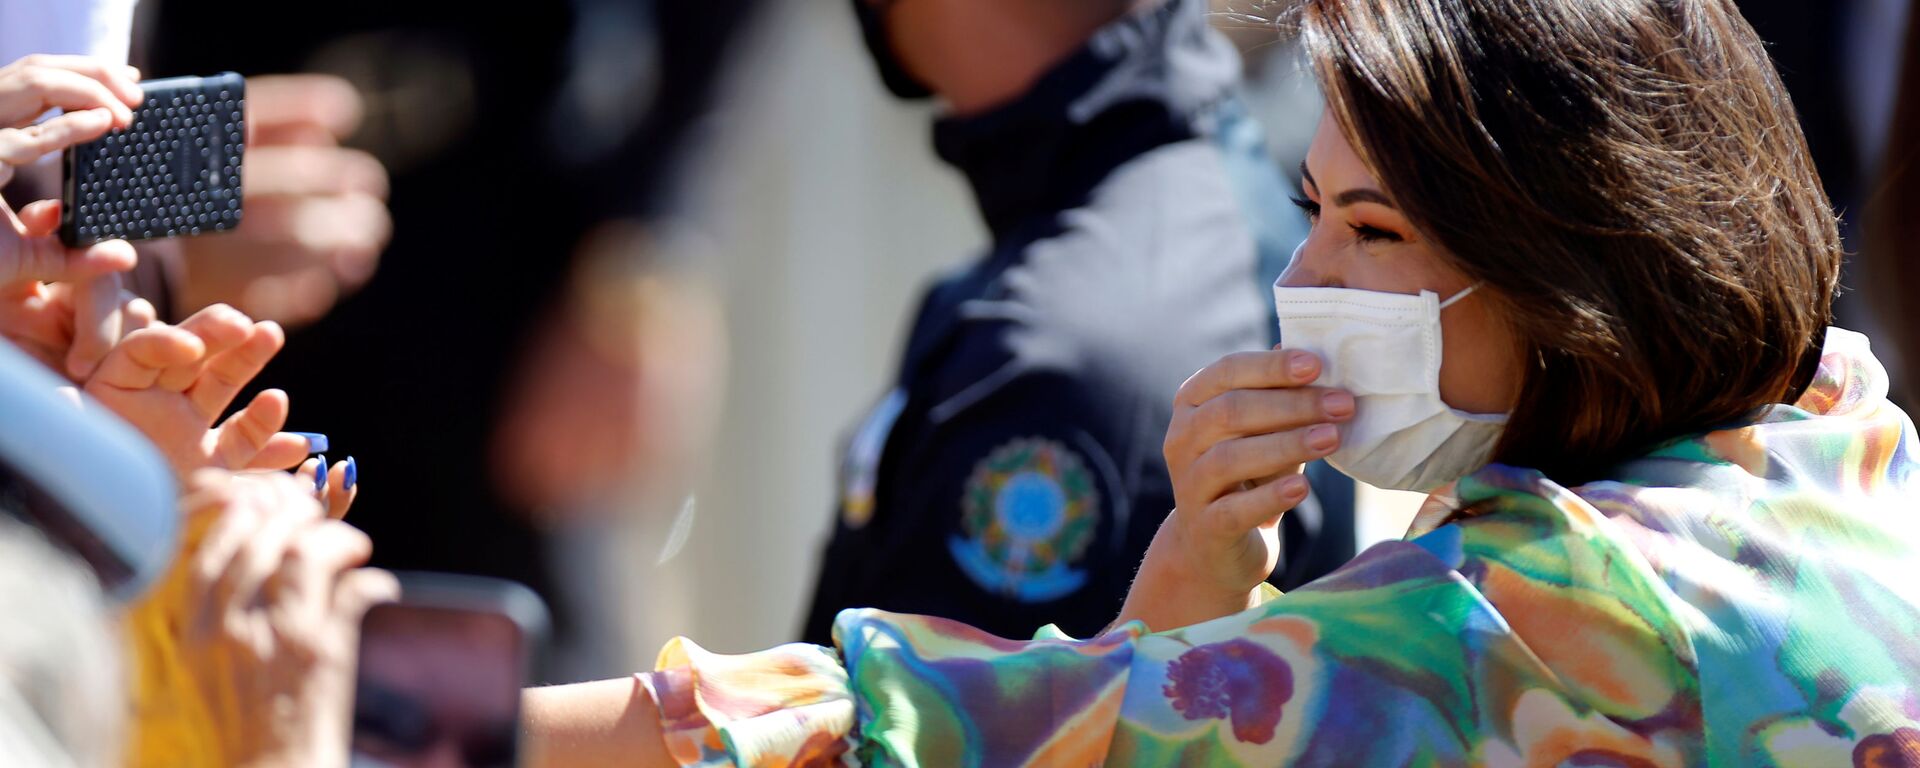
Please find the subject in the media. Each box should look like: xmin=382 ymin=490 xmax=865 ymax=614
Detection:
xmin=1273 ymin=278 xmax=1508 ymax=492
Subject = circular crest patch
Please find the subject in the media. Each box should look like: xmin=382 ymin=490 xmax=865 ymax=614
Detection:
xmin=946 ymin=437 xmax=1100 ymax=602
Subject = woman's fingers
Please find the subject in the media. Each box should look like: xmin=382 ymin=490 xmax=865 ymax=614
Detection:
xmin=0 ymin=108 xmax=117 ymax=166
xmin=64 ymin=271 xmax=126 ymax=380
xmin=213 ymin=389 xmax=294 ymax=469
xmin=293 ymin=456 xmax=325 ymax=495
xmin=185 ymin=480 xmax=263 ymax=644
xmin=285 ymin=521 xmax=373 ymax=588
xmin=0 ymin=55 xmax=143 ymax=117
xmin=0 ymin=205 xmax=136 ymax=289
xmin=1167 ymin=384 xmax=1350 ymax=481
xmin=157 ymin=304 xmax=254 ymax=391
xmin=10 ymin=200 xmax=57 ymax=235
xmin=245 ymin=145 xmax=390 ymax=198
xmin=246 ymin=430 xmax=313 ymax=473
xmin=1175 ymin=349 xmax=1324 ymax=407
xmin=216 ymin=485 xmax=322 ymax=645
xmin=188 ymin=321 xmax=285 ymax=416
xmin=291 ymin=456 xmax=358 ymax=519
xmin=245 ymin=74 xmax=364 ymax=145
xmin=39 ymin=56 xmax=142 ymax=108
xmin=1205 ymin=474 xmax=1310 ymax=538
xmin=331 ymin=568 xmax=400 ymax=629
xmin=87 ymin=324 xmax=204 ymax=389
xmin=323 ymin=457 xmax=358 ymax=520
xmin=0 ymin=54 xmax=132 ymax=181
xmin=0 ymin=66 xmax=131 ymax=127
xmin=1186 ymin=425 xmax=1341 ymax=505
xmin=1162 ymin=348 xmax=1352 ymax=588
xmin=123 ymin=296 xmax=157 ymax=331
xmin=266 ymin=519 xmax=373 ymax=650
xmin=1174 ymin=385 xmax=1353 ymax=457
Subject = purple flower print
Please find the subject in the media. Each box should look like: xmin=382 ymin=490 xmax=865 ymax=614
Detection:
xmin=1162 ymin=638 xmax=1294 ymax=744
xmin=1855 ymin=727 xmax=1920 ymax=768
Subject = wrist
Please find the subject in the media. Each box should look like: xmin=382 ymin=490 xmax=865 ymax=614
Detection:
xmin=1119 ymin=524 xmax=1263 ymax=632
xmin=523 ymin=677 xmax=673 ymax=768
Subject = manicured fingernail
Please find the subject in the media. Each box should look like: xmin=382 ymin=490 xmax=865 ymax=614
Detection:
xmin=1322 ymin=390 xmax=1355 ymax=419
xmin=1307 ymin=424 xmax=1339 ymax=453
xmin=314 ymin=455 xmax=328 ymax=492
xmin=1288 ymin=352 xmax=1317 ymax=379
xmin=343 ymin=456 xmax=357 ymax=491
xmin=1279 ymin=474 xmax=1310 ymax=498
xmin=290 ymin=432 xmax=329 ymax=453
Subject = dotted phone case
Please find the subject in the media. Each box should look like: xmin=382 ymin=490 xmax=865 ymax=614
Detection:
xmin=60 ymin=72 xmax=245 ymax=246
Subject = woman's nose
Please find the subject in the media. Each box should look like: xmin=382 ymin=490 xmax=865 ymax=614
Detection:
xmin=1278 ymin=238 xmax=1333 ymax=288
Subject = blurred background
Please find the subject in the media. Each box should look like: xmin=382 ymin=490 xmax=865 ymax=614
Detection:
xmin=121 ymin=0 xmax=1915 ymax=684
xmin=595 ymin=0 xmax=984 ymax=662
xmin=620 ymin=0 xmax=1331 ymax=661
xmin=624 ymin=0 xmax=1336 ymax=666
xmin=131 ymin=0 xmax=1337 ymax=680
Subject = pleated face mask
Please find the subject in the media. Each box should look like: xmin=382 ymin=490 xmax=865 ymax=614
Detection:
xmin=1273 ymin=278 xmax=1508 ymax=492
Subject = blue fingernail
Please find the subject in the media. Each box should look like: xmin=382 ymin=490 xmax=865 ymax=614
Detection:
xmin=314 ymin=455 xmax=328 ymax=492
xmin=290 ymin=432 xmax=329 ymax=454
xmin=343 ymin=456 xmax=357 ymax=491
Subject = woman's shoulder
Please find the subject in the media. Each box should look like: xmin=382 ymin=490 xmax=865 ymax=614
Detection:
xmin=1407 ymin=469 xmax=1703 ymax=712
xmin=1413 ymin=383 xmax=1920 ymax=761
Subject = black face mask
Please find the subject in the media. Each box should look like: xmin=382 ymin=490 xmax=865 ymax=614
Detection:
xmin=851 ymin=0 xmax=933 ymax=100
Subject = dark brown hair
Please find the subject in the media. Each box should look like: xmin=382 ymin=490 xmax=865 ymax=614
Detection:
xmin=1294 ymin=0 xmax=1843 ymax=483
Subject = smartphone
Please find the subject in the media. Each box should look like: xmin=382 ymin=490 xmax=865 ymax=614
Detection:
xmin=351 ymin=573 xmax=549 ymax=768
xmin=59 ymin=72 xmax=246 ymax=247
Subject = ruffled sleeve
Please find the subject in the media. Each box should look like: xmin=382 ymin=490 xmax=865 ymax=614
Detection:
xmin=638 ymin=639 xmax=857 ymax=767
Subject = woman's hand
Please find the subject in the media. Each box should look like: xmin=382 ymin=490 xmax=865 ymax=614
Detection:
xmin=1115 ymin=348 xmax=1353 ymax=632
xmin=167 ymin=74 xmax=391 ymax=326
xmin=81 ymin=302 xmax=312 ymax=478
xmin=0 ymin=55 xmax=145 ymax=379
xmin=0 ymin=204 xmax=138 ymax=379
xmin=0 ymin=54 xmax=142 ymax=179
xmin=295 ymin=453 xmax=361 ymax=520
xmin=175 ymin=469 xmax=398 ymax=768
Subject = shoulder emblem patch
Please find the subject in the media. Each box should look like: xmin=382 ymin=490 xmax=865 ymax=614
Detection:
xmin=947 ymin=437 xmax=1100 ymax=602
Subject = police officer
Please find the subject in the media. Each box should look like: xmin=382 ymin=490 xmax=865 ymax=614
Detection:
xmin=802 ymin=0 xmax=1355 ymax=643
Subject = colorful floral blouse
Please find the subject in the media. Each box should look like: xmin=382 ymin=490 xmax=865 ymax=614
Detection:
xmin=637 ymin=328 xmax=1920 ymax=767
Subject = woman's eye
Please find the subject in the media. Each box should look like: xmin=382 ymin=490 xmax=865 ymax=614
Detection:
xmin=1349 ymin=223 xmax=1404 ymax=243
xmin=1289 ymin=195 xmax=1321 ymax=222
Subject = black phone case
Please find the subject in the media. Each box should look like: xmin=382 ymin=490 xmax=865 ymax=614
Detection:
xmin=60 ymin=72 xmax=245 ymax=247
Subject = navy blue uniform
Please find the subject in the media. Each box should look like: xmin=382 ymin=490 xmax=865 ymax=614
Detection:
xmin=801 ymin=0 xmax=1353 ymax=643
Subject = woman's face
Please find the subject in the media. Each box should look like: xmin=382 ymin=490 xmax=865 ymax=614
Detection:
xmin=1282 ymin=118 xmax=1523 ymax=416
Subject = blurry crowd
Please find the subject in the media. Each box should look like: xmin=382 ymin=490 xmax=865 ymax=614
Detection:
xmin=0 ymin=0 xmax=1914 ymax=765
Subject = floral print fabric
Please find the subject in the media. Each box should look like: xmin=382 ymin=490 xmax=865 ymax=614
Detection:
xmin=638 ymin=328 xmax=1920 ymax=767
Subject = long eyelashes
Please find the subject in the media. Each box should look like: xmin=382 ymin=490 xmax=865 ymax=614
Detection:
xmin=1290 ymin=195 xmax=1404 ymax=243
xmin=1348 ymin=223 xmax=1404 ymax=243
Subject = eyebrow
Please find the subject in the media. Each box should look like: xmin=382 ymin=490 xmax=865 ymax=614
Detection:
xmin=1300 ymin=161 xmax=1397 ymax=210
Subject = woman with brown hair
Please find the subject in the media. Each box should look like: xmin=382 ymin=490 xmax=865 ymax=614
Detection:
xmin=524 ymin=0 xmax=1920 ymax=764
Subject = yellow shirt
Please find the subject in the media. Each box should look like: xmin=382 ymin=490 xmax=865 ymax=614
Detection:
xmin=122 ymin=510 xmax=221 ymax=767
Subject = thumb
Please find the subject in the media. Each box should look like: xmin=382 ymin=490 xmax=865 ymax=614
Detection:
xmin=65 ymin=271 xmax=127 ymax=381
xmin=16 ymin=199 xmax=60 ymax=235
xmin=0 ymin=205 xmax=136 ymax=287
xmin=331 ymin=568 xmax=400 ymax=637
